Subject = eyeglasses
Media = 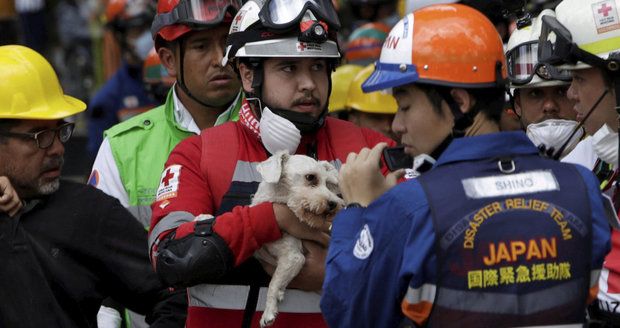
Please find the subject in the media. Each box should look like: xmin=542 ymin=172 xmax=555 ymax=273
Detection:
xmin=0 ymin=122 xmax=75 ymax=149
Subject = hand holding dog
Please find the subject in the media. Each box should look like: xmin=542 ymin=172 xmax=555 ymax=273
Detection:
xmin=273 ymin=203 xmax=330 ymax=247
xmin=0 ymin=176 xmax=22 ymax=217
xmin=339 ymin=143 xmax=405 ymax=207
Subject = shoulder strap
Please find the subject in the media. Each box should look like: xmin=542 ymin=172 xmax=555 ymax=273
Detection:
xmin=324 ymin=118 xmax=368 ymax=161
xmin=200 ymin=122 xmax=239 ymax=208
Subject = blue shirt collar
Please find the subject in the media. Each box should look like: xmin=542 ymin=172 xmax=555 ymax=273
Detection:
xmin=434 ymin=132 xmax=540 ymax=167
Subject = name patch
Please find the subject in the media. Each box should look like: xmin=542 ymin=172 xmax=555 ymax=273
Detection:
xmin=462 ymin=170 xmax=559 ymax=199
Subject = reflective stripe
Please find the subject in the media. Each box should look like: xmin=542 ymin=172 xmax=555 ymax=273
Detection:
xmin=592 ymin=269 xmax=602 ymax=287
xmin=188 ymin=284 xmax=322 ymax=313
xmin=404 ymin=283 xmax=436 ymax=304
xmin=127 ymin=205 xmax=153 ymax=230
xmin=513 ymin=325 xmax=582 ymax=328
xmin=434 ymin=279 xmax=583 ymax=315
xmin=148 ymin=211 xmax=195 ymax=249
xmin=580 ymin=36 xmax=620 ymax=57
xmin=231 ymin=160 xmax=342 ymax=183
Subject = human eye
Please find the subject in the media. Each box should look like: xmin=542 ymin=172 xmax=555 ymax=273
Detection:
xmin=526 ymin=89 xmax=541 ymax=98
xmin=311 ymin=61 xmax=326 ymax=71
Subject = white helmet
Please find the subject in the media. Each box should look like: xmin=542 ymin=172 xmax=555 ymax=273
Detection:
xmin=222 ymin=0 xmax=340 ymax=67
xmin=538 ymin=0 xmax=620 ymax=72
xmin=506 ymin=9 xmax=572 ymax=89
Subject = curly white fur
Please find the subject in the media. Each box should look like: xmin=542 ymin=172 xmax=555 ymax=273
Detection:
xmin=251 ymin=151 xmax=343 ymax=327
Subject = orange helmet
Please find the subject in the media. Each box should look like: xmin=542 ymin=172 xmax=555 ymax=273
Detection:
xmin=143 ymin=47 xmax=175 ymax=86
xmin=363 ymin=3 xmax=506 ymax=92
xmin=151 ymin=0 xmax=242 ymax=42
xmin=345 ymin=22 xmax=390 ymax=65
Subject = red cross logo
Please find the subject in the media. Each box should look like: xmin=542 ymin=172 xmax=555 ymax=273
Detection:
xmin=162 ymin=168 xmax=175 ymax=187
xmin=297 ymin=42 xmax=307 ymax=51
xmin=599 ymin=3 xmax=613 ymax=17
xmin=235 ymin=14 xmax=243 ymax=24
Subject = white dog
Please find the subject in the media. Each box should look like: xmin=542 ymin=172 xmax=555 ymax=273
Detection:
xmin=251 ymin=151 xmax=344 ymax=327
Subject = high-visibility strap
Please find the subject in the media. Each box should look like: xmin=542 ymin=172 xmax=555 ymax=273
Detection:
xmin=434 ymin=279 xmax=583 ymax=315
xmin=148 ymin=210 xmax=194 ymax=250
xmin=188 ymin=284 xmax=322 ymax=313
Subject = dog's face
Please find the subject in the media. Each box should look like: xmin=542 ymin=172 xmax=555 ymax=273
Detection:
xmin=256 ymin=151 xmax=345 ymax=228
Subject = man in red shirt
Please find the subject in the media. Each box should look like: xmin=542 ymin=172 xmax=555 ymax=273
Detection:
xmin=148 ymin=0 xmax=397 ymax=327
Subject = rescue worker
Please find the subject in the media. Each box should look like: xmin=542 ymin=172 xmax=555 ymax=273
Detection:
xmin=87 ymin=0 xmax=157 ymax=156
xmin=0 ymin=45 xmax=186 ymax=328
xmin=321 ymin=4 xmax=611 ymax=327
xmin=147 ymin=0 xmax=397 ymax=326
xmin=536 ymin=0 xmax=620 ymax=324
xmin=506 ymin=9 xmax=581 ymax=158
xmin=89 ymin=0 xmax=243 ymax=219
xmin=345 ymin=63 xmax=398 ymax=141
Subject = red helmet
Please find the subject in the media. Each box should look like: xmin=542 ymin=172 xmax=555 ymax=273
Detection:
xmin=152 ymin=0 xmax=242 ymax=42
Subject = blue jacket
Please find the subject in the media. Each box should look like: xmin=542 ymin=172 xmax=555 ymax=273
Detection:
xmin=321 ymin=132 xmax=611 ymax=328
xmin=87 ymin=62 xmax=156 ymax=156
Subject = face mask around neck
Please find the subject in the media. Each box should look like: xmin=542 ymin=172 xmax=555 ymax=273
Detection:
xmin=592 ymin=123 xmax=619 ymax=168
xmin=259 ymin=106 xmax=302 ymax=155
xmin=526 ymin=119 xmax=584 ymax=158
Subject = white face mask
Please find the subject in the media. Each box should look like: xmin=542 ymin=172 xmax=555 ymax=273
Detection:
xmin=132 ymin=30 xmax=154 ymax=61
xmin=526 ymin=119 xmax=584 ymax=158
xmin=259 ymin=107 xmax=302 ymax=155
xmin=592 ymin=123 xmax=619 ymax=168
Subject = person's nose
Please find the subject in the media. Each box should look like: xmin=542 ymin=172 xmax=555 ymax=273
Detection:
xmin=567 ymin=81 xmax=579 ymax=103
xmin=541 ymin=95 xmax=560 ymax=116
xmin=297 ymin=69 xmax=317 ymax=93
xmin=391 ymin=111 xmax=405 ymax=136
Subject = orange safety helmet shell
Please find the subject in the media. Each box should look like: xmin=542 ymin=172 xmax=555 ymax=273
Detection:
xmin=106 ymin=0 xmax=154 ymax=30
xmin=363 ymin=4 xmax=506 ymax=92
xmin=155 ymin=0 xmax=192 ymax=41
xmin=345 ymin=22 xmax=391 ymax=65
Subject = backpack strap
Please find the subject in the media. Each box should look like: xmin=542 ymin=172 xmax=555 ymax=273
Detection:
xmin=200 ymin=122 xmax=239 ymax=209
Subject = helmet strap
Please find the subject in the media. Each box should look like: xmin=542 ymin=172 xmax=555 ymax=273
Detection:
xmin=176 ymin=38 xmax=230 ymax=109
xmin=436 ymin=88 xmax=476 ymax=137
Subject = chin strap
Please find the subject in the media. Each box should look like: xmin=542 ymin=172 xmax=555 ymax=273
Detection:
xmin=177 ymin=39 xmax=233 ymax=109
xmin=436 ymin=88 xmax=476 ymax=138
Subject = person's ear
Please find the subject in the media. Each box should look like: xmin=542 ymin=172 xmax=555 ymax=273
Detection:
xmin=238 ymin=62 xmax=254 ymax=93
xmin=513 ymin=90 xmax=523 ymax=117
xmin=158 ymin=46 xmax=178 ymax=78
xmin=450 ymin=88 xmax=476 ymax=114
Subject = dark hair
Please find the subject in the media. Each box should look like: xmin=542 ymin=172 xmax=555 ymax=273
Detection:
xmin=417 ymin=84 xmax=505 ymax=123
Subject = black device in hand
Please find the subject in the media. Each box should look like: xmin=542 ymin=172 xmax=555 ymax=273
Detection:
xmin=382 ymin=146 xmax=413 ymax=171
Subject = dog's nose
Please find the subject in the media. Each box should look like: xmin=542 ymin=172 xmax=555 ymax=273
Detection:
xmin=328 ymin=201 xmax=337 ymax=211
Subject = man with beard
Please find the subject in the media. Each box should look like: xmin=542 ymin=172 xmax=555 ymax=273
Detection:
xmin=0 ymin=45 xmax=185 ymax=328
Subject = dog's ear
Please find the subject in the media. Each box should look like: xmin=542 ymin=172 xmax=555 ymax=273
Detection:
xmin=257 ymin=151 xmax=289 ymax=183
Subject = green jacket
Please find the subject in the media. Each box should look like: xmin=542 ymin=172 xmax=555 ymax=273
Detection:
xmin=105 ymin=89 xmax=242 ymax=208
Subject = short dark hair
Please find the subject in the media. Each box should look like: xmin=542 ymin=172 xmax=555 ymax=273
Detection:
xmin=417 ymin=84 xmax=505 ymax=123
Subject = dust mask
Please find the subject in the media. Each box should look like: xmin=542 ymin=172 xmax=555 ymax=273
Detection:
xmin=132 ymin=30 xmax=153 ymax=61
xmin=592 ymin=124 xmax=618 ymax=168
xmin=259 ymin=107 xmax=301 ymax=155
xmin=526 ymin=119 xmax=584 ymax=158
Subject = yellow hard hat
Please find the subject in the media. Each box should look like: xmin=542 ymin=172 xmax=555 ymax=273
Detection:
xmin=0 ymin=45 xmax=86 ymax=120
xmin=329 ymin=64 xmax=364 ymax=113
xmin=346 ymin=64 xmax=397 ymax=114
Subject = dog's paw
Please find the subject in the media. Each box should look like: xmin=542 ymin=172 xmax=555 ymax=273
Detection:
xmin=260 ymin=311 xmax=277 ymax=328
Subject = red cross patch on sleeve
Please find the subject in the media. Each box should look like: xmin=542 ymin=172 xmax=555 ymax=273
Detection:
xmin=156 ymin=165 xmax=181 ymax=201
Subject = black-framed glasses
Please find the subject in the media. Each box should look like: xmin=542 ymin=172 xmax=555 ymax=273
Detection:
xmin=0 ymin=122 xmax=75 ymax=149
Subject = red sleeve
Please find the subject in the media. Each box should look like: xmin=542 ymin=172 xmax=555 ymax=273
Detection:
xmin=150 ymin=135 xmax=282 ymax=265
xmin=360 ymin=127 xmax=398 ymax=177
